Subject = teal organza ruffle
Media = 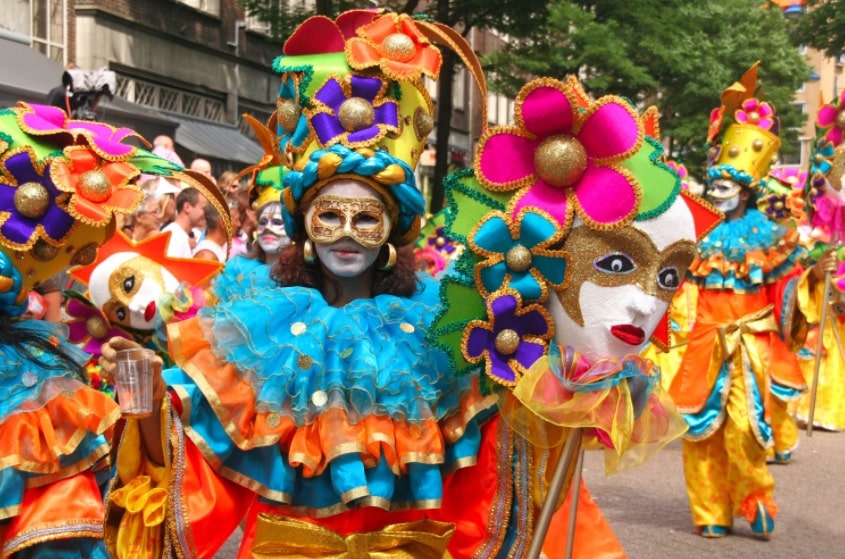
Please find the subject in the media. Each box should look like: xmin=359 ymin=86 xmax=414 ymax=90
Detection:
xmin=210 ymin=254 xmax=275 ymax=303
xmin=694 ymin=209 xmax=805 ymax=292
xmin=197 ymin=274 xmax=472 ymax=423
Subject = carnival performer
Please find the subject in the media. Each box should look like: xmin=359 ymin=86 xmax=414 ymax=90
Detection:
xmin=788 ymin=88 xmax=845 ymax=431
xmin=0 ymin=102 xmax=227 ymax=557
xmin=211 ymin=166 xmax=291 ymax=303
xmin=668 ymin=64 xmax=834 ymax=539
xmin=99 ymin=9 xmax=721 ymax=558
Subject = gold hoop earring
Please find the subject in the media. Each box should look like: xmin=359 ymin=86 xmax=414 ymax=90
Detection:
xmin=379 ymin=242 xmax=397 ymax=271
xmin=303 ymin=239 xmax=316 ymax=265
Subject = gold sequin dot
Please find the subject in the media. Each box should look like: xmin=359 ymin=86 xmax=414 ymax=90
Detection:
xmin=381 ymin=33 xmax=416 ymax=62
xmin=534 ymin=134 xmax=587 ymax=187
xmin=31 ymin=239 xmax=59 ymax=261
xmin=278 ymin=99 xmax=299 ymax=133
xmin=311 ymin=390 xmax=328 ymax=408
xmin=291 ymin=322 xmax=306 ymax=336
xmin=22 ymin=371 xmax=38 ymax=386
xmin=79 ymin=170 xmax=112 ymax=202
xmin=338 ymin=97 xmax=375 ymax=132
xmin=14 ymin=182 xmax=51 ymax=219
xmin=340 ymin=347 xmax=353 ymax=359
xmin=837 ymin=111 xmax=845 ymax=130
xmin=495 ymin=329 xmax=520 ymax=355
xmin=505 ymin=245 xmax=532 ymax=272
xmin=414 ymin=107 xmax=433 ymax=140
xmin=85 ymin=315 xmax=110 ymax=339
xmin=297 ymin=354 xmax=313 ymax=369
xmin=400 ymin=322 xmax=415 ymax=333
xmin=70 ymin=243 xmax=99 ymax=266
xmin=266 ymin=412 xmax=281 ymax=428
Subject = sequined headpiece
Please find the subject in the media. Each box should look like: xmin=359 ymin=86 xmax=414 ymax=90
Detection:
xmin=0 ymin=102 xmax=230 ymax=316
xmin=245 ymin=10 xmax=486 ymax=246
xmin=706 ymin=63 xmax=781 ymax=191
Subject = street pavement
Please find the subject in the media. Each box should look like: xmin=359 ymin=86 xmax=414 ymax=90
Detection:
xmin=581 ymin=428 xmax=845 ymax=559
xmin=217 ymin=428 xmax=844 ymax=558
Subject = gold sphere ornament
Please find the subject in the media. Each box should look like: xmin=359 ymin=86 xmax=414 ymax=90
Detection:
xmin=85 ymin=315 xmax=110 ymax=339
xmin=815 ymin=153 xmax=825 ymax=164
xmin=836 ymin=110 xmax=845 ymax=130
xmin=79 ymin=170 xmax=112 ymax=203
xmin=505 ymin=244 xmax=532 ymax=272
xmin=748 ymin=111 xmax=760 ymax=124
xmin=534 ymin=134 xmax=587 ymax=188
xmin=494 ymin=328 xmax=520 ymax=356
xmin=728 ymin=146 xmax=741 ymax=158
xmin=14 ymin=182 xmax=51 ymax=219
xmin=414 ymin=107 xmax=433 ymax=140
xmin=435 ymin=236 xmax=446 ymax=247
xmin=278 ymin=99 xmax=300 ymax=133
xmin=773 ymin=201 xmax=784 ymax=211
xmin=381 ymin=33 xmax=416 ymax=62
xmin=752 ymin=139 xmax=764 ymax=152
xmin=338 ymin=97 xmax=375 ymax=132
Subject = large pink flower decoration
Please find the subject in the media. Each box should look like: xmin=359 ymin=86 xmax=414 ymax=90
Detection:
xmin=769 ymin=166 xmax=807 ymax=192
xmin=475 ymin=78 xmax=642 ymax=232
xmin=816 ymin=89 xmax=845 ymax=147
xmin=734 ymin=98 xmax=775 ymax=131
xmin=16 ymin=103 xmax=142 ymax=161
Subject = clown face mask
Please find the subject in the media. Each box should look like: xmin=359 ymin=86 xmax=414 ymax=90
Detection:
xmin=256 ymin=202 xmax=290 ymax=256
xmin=88 ymin=252 xmax=180 ymax=331
xmin=706 ymin=178 xmax=742 ymax=214
xmin=547 ymin=199 xmax=697 ymax=362
xmin=305 ymin=180 xmax=393 ymax=278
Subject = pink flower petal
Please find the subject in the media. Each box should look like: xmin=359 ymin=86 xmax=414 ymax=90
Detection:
xmin=578 ymin=102 xmax=640 ymax=159
xmin=817 ymin=105 xmax=838 ymax=128
xmin=758 ymin=117 xmax=774 ymax=130
xmin=735 ymin=112 xmax=748 ymax=124
xmin=512 ymin=180 xmax=569 ymax=227
xmin=521 ymin=86 xmax=574 ymax=137
xmin=574 ymin=164 xmax=637 ymax=225
xmin=828 ymin=127 xmax=844 ymax=147
xmin=478 ymin=132 xmax=539 ymax=187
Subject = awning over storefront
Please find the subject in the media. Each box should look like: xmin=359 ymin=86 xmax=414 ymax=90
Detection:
xmin=0 ymin=32 xmax=177 ymax=142
xmin=168 ymin=114 xmax=264 ymax=167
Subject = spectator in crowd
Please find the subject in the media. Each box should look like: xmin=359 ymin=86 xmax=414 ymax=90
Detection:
xmin=217 ymin=170 xmax=241 ymax=196
xmin=162 ymin=187 xmax=207 ymax=258
xmin=189 ymin=158 xmax=215 ymax=184
xmin=192 ymin=204 xmax=229 ymax=262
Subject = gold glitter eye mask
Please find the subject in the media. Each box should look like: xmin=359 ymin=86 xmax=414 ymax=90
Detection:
xmin=306 ymin=194 xmax=390 ymax=248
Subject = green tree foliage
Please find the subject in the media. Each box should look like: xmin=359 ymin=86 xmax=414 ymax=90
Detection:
xmin=791 ymin=0 xmax=845 ymax=59
xmin=485 ymin=0 xmax=811 ymax=180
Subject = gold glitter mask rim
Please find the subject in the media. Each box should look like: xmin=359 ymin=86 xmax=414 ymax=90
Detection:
xmin=305 ymin=194 xmax=390 ymax=249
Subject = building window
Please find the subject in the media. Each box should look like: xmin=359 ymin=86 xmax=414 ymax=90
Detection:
xmin=176 ymin=0 xmax=220 ymax=16
xmin=453 ymin=68 xmax=466 ymax=111
xmin=1 ymin=0 xmax=66 ymax=63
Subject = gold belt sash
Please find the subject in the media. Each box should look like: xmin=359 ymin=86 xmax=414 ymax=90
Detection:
xmin=716 ymin=305 xmax=778 ymax=358
xmin=251 ymin=514 xmax=455 ymax=559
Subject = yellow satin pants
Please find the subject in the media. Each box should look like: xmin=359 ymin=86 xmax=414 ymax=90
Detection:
xmin=681 ymin=362 xmax=776 ymax=528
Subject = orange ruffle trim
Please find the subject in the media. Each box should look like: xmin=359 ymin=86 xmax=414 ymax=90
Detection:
xmin=170 ymin=317 xmax=494 ymax=478
xmin=0 ymin=383 xmax=119 ymax=480
xmin=688 ymin=226 xmax=801 ymax=282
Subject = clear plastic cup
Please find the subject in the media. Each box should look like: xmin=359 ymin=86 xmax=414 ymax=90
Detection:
xmin=114 ymin=348 xmax=155 ymax=418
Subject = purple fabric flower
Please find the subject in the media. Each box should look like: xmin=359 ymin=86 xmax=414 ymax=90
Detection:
xmin=19 ymin=103 xmax=139 ymax=160
xmin=309 ymin=75 xmax=399 ymax=147
xmin=464 ymin=291 xmax=551 ymax=385
xmin=0 ymin=151 xmax=74 ymax=246
xmin=66 ymin=296 xmax=131 ymax=357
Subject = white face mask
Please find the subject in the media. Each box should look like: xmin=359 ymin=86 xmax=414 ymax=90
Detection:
xmin=305 ymin=180 xmax=391 ymax=279
xmin=255 ymin=202 xmax=290 ymax=255
xmin=707 ymin=179 xmax=742 ymax=214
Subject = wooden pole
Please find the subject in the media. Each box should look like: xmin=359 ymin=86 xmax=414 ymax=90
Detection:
xmin=526 ymin=427 xmax=583 ymax=559
xmin=564 ymin=448 xmax=586 ymax=559
xmin=807 ymin=270 xmax=832 ymax=437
